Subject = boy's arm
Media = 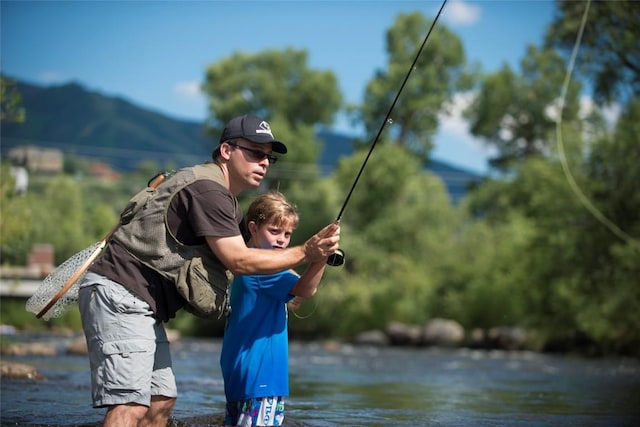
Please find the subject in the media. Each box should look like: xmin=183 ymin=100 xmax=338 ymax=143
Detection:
xmin=289 ymin=259 xmax=328 ymax=300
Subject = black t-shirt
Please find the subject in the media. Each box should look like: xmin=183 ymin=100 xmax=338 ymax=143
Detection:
xmin=89 ymin=179 xmax=244 ymax=322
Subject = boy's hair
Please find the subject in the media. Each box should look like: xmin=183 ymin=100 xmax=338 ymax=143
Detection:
xmin=246 ymin=191 xmax=299 ymax=229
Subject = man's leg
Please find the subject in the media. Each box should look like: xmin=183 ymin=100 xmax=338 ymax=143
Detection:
xmin=139 ymin=321 xmax=178 ymax=426
xmin=139 ymin=395 xmax=177 ymax=427
xmin=103 ymin=403 xmax=148 ymax=427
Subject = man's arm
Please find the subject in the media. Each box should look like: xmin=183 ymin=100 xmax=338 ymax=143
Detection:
xmin=206 ymin=223 xmax=340 ymax=276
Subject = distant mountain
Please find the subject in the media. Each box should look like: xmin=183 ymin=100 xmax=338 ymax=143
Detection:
xmin=1 ymin=77 xmax=481 ymax=202
xmin=1 ymin=79 xmax=213 ymax=170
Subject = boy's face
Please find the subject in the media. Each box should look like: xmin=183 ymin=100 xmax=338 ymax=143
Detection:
xmin=249 ymin=219 xmax=296 ymax=250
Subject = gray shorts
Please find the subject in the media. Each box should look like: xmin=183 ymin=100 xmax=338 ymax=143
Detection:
xmin=78 ymin=272 xmax=177 ymax=408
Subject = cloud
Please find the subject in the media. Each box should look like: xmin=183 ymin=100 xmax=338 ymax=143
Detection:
xmin=544 ymin=94 xmax=621 ymax=129
xmin=174 ymin=80 xmax=203 ymax=99
xmin=439 ymin=91 xmax=474 ymax=138
xmin=38 ymin=71 xmax=64 ymax=83
xmin=439 ymin=92 xmax=491 ymax=153
xmin=600 ymin=102 xmax=621 ymax=126
xmin=442 ymin=0 xmax=481 ymax=26
xmin=567 ymin=95 xmax=620 ymax=128
xmin=435 ymin=91 xmax=496 ymax=172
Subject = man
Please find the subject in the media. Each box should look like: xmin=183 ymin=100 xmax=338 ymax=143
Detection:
xmin=77 ymin=114 xmax=340 ymax=427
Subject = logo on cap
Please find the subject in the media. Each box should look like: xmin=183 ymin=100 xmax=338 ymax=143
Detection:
xmin=256 ymin=121 xmax=274 ymax=137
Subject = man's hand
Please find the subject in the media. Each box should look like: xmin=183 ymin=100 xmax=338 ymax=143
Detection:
xmin=303 ymin=222 xmax=340 ymax=262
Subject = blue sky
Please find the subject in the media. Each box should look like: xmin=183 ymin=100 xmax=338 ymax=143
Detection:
xmin=1 ymin=0 xmax=556 ymax=174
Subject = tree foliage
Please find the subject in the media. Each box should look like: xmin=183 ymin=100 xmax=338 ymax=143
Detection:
xmin=545 ymin=0 xmax=640 ymax=103
xmin=453 ymin=0 xmax=640 ymax=352
xmin=566 ymin=98 xmax=640 ymax=352
xmin=0 ymin=172 xmax=121 ymax=265
xmin=465 ymin=45 xmax=581 ymax=171
xmin=0 ymin=75 xmax=26 ymax=123
xmin=203 ymin=48 xmax=341 ymax=129
xmin=358 ymin=12 xmax=475 ymax=158
xmin=201 ymin=48 xmax=343 ymax=192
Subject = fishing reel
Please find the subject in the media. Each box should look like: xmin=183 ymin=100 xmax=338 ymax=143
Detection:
xmin=327 ymin=249 xmax=345 ymax=267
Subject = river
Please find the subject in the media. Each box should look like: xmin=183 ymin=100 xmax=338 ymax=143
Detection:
xmin=2 ymin=335 xmax=639 ymax=426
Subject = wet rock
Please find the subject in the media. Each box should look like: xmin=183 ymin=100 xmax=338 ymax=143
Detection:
xmin=1 ymin=342 xmax=57 ymax=356
xmin=352 ymin=330 xmax=389 ymax=346
xmin=0 ymin=360 xmax=45 ymax=380
xmin=322 ymin=339 xmax=342 ymax=352
xmin=386 ymin=321 xmax=422 ymax=346
xmin=487 ymin=326 xmax=527 ymax=351
xmin=466 ymin=328 xmax=488 ymax=349
xmin=67 ymin=337 xmax=88 ymax=355
xmin=422 ymin=318 xmax=465 ymax=347
xmin=168 ymin=414 xmax=224 ymax=427
xmin=0 ymin=324 xmax=17 ymax=335
xmin=167 ymin=328 xmax=181 ymax=342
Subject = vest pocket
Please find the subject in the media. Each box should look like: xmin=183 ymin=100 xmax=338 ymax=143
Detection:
xmin=176 ymin=256 xmax=230 ymax=319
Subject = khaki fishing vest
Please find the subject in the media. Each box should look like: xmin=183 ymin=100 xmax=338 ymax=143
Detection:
xmin=112 ymin=163 xmax=232 ymax=318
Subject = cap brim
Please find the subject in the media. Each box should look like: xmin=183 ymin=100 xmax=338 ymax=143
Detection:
xmin=271 ymin=141 xmax=287 ymax=154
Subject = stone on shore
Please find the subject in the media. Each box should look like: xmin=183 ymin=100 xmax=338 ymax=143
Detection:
xmin=353 ymin=329 xmax=390 ymax=346
xmin=422 ymin=318 xmax=465 ymax=347
xmin=386 ymin=321 xmax=422 ymax=346
xmin=1 ymin=342 xmax=58 ymax=356
xmin=0 ymin=360 xmax=44 ymax=380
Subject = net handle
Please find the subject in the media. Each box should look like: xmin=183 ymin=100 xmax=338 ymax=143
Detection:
xmin=35 ymin=240 xmax=108 ymax=318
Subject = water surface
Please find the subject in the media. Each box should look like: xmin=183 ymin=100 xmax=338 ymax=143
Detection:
xmin=2 ymin=336 xmax=639 ymax=426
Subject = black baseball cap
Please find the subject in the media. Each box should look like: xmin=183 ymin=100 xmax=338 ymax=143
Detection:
xmin=220 ymin=114 xmax=287 ymax=154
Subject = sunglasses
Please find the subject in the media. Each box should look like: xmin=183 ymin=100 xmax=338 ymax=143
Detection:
xmin=227 ymin=142 xmax=278 ymax=164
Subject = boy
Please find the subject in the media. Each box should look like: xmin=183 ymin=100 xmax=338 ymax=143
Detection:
xmin=220 ymin=192 xmax=328 ymax=426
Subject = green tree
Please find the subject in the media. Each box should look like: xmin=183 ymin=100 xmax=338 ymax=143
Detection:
xmin=465 ymin=156 xmax=586 ymax=337
xmin=203 ymin=48 xmax=341 ymax=129
xmin=464 ymin=45 xmax=581 ymax=171
xmin=331 ymin=143 xmax=453 ymax=284
xmin=358 ymin=12 xmax=475 ymax=158
xmin=545 ymin=0 xmax=640 ymax=103
xmin=565 ymin=98 xmax=640 ymax=353
xmin=432 ymin=210 xmax=535 ymax=330
xmin=0 ymin=75 xmax=26 ymax=123
xmin=201 ymin=48 xmax=342 ymax=191
xmin=33 ymin=175 xmax=93 ymax=263
xmin=0 ymin=162 xmax=34 ymax=264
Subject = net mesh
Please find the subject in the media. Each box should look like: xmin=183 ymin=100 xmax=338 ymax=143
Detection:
xmin=25 ymin=242 xmax=103 ymax=320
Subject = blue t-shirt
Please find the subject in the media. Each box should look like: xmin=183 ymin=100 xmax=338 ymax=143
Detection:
xmin=220 ymin=269 xmax=298 ymax=401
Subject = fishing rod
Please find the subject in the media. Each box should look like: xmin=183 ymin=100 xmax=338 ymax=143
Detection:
xmin=327 ymin=0 xmax=449 ymax=267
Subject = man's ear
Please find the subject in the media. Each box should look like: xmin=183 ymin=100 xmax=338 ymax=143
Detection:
xmin=219 ymin=142 xmax=234 ymax=160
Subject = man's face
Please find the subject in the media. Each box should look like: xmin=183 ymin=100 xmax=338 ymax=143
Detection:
xmin=225 ymin=139 xmax=277 ymax=190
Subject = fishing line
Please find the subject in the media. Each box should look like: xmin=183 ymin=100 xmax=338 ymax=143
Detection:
xmin=555 ymin=0 xmax=637 ymax=245
xmin=327 ymin=0 xmax=449 ymax=266
xmin=290 ymin=297 xmax=318 ymax=320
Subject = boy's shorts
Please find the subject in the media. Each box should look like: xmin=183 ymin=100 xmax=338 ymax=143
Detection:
xmin=78 ymin=272 xmax=177 ymax=408
xmin=225 ymin=397 xmax=285 ymax=426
